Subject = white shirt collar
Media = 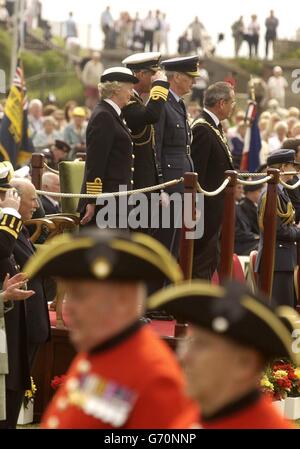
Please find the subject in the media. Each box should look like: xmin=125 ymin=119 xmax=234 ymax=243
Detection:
xmin=170 ymin=89 xmax=181 ymax=103
xmin=203 ymin=108 xmax=220 ymax=127
xmin=44 ymin=194 xmax=59 ymax=207
xmin=104 ymin=99 xmax=121 ymax=116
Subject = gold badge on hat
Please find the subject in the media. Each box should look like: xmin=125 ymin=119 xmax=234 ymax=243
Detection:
xmin=91 ymin=257 xmax=112 ymax=279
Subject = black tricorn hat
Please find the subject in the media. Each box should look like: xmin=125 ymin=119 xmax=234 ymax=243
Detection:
xmin=148 ymin=280 xmax=300 ymax=364
xmin=23 ymin=228 xmax=182 ymax=283
xmin=161 ymin=55 xmax=200 ymax=77
xmin=100 ymin=67 xmax=139 ymax=84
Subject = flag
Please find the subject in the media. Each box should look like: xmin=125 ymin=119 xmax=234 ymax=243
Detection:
xmin=240 ymin=101 xmax=261 ymax=172
xmin=0 ymin=60 xmax=34 ymax=168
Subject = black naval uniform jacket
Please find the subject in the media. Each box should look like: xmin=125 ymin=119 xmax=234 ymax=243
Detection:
xmin=287 ymin=175 xmax=300 ymax=223
xmin=153 ymin=91 xmax=194 ymax=194
xmin=234 ymin=198 xmax=259 ymax=256
xmin=0 ymin=212 xmax=30 ymax=393
xmin=122 ymin=80 xmax=170 ymax=189
xmin=256 ymin=186 xmax=300 ymax=307
xmin=78 ymin=100 xmax=134 ymax=215
xmin=191 ymin=110 xmax=234 ymax=254
xmin=256 ymin=186 xmax=300 ymax=272
xmin=13 ymin=227 xmax=51 ymax=361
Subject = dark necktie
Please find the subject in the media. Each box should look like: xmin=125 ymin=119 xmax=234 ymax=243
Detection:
xmin=217 ymin=122 xmax=224 ymax=136
xmin=179 ymin=99 xmax=187 ymax=116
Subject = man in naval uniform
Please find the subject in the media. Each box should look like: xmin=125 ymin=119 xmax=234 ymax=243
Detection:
xmin=256 ymin=149 xmax=300 ymax=308
xmin=152 ymin=55 xmax=199 ymax=258
xmin=23 ymin=229 xmax=199 ymax=429
xmin=148 ymin=280 xmax=299 ymax=429
xmin=191 ymin=81 xmax=235 ymax=280
xmin=122 ymin=52 xmax=169 ymax=192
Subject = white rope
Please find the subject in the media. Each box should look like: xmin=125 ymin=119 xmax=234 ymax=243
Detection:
xmin=279 ymin=178 xmax=300 ymax=190
xmin=237 ymin=172 xmax=268 ymax=177
xmin=36 ymin=177 xmax=184 ymax=199
xmin=237 ymin=171 xmax=299 ymax=177
xmin=197 ymin=177 xmax=230 ymax=196
xmin=43 ymin=163 xmax=59 ymax=175
xmin=238 ymin=175 xmax=272 ymax=186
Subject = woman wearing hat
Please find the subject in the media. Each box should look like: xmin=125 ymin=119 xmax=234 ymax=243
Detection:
xmin=63 ymin=107 xmax=87 ymax=159
xmin=78 ymin=67 xmax=138 ymax=227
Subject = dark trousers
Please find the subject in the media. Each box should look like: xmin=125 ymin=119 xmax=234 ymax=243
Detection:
xmin=248 ymin=34 xmax=259 ymax=58
xmin=192 ymin=233 xmax=220 ymax=281
xmin=0 ymin=389 xmax=24 ymax=429
xmin=271 ymin=272 xmax=296 ymax=308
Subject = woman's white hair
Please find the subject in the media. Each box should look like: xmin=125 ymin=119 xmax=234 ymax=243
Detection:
xmin=98 ymin=81 xmax=125 ymax=99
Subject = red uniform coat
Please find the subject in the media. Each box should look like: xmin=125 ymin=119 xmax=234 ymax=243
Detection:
xmin=42 ymin=323 xmax=198 ymax=429
xmin=172 ymin=393 xmax=295 ymax=429
xmin=201 ymin=395 xmax=295 ymax=429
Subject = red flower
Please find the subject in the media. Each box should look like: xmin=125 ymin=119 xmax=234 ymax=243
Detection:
xmin=51 ymin=375 xmax=66 ymax=390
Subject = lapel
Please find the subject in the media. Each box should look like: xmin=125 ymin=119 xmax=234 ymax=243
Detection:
xmin=168 ymin=92 xmax=186 ymax=118
xmin=18 ymin=228 xmax=35 ymax=256
xmin=133 ymin=92 xmax=143 ymax=105
xmin=201 ymin=111 xmax=234 ymax=168
xmin=101 ymin=101 xmax=132 ymax=137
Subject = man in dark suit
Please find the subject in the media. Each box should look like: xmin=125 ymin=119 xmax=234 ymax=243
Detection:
xmin=122 ymin=52 xmax=170 ymax=191
xmin=152 ymin=56 xmax=199 ymax=256
xmin=40 ymin=172 xmax=61 ymax=215
xmin=282 ymin=139 xmax=300 ymax=223
xmin=256 ymin=149 xmax=300 ymax=308
xmin=191 ymin=81 xmax=235 ymax=279
xmin=78 ymin=67 xmax=138 ymax=227
xmin=235 ymin=182 xmax=262 ymax=256
xmin=10 ymin=178 xmax=51 ymax=366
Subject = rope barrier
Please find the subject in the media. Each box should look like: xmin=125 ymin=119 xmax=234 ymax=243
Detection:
xmin=279 ymin=178 xmax=300 ymax=190
xmin=197 ymin=178 xmax=230 ymax=196
xmin=237 ymin=171 xmax=299 ymax=177
xmin=36 ymin=177 xmax=184 ymax=199
xmin=43 ymin=163 xmax=59 ymax=175
xmin=238 ymin=175 xmax=273 ymax=186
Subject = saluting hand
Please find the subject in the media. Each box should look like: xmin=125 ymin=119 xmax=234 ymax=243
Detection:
xmin=0 ymin=188 xmax=21 ymax=211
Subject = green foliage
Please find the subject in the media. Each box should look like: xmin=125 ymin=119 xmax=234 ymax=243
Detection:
xmin=0 ymin=27 xmax=11 ymax=76
xmin=21 ymin=50 xmax=44 ymax=77
xmin=27 ymin=74 xmax=84 ymax=106
xmin=234 ymin=58 xmax=264 ymax=76
xmin=41 ymin=50 xmax=66 ymax=72
xmin=51 ymin=35 xmax=65 ymax=49
xmin=283 ymin=47 xmax=300 ymax=60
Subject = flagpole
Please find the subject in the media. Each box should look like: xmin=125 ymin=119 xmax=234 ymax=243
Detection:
xmin=10 ymin=0 xmax=21 ymax=85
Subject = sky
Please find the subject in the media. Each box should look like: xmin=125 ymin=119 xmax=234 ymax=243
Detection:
xmin=40 ymin=0 xmax=300 ymax=57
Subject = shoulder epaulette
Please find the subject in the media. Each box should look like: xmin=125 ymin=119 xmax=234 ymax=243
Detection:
xmin=149 ymin=81 xmax=169 ymax=102
xmin=0 ymin=213 xmax=22 ymax=239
